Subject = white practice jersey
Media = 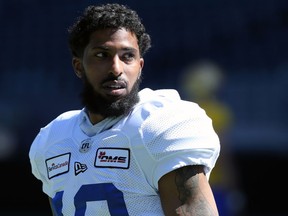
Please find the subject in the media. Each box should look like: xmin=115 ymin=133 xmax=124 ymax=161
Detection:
xmin=29 ymin=88 xmax=220 ymax=216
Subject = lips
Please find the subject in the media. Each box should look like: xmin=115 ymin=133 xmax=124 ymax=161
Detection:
xmin=102 ymin=80 xmax=126 ymax=89
xmin=102 ymin=80 xmax=127 ymax=96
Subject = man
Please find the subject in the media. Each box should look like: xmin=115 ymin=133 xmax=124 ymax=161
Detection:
xmin=29 ymin=3 xmax=220 ymax=216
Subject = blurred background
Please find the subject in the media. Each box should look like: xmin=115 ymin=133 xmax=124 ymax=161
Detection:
xmin=1 ymin=0 xmax=288 ymax=215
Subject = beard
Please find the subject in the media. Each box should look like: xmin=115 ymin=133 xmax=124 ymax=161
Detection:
xmin=80 ymin=74 xmax=141 ymax=118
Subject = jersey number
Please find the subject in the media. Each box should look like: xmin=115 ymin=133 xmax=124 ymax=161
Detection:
xmin=51 ymin=183 xmax=129 ymax=216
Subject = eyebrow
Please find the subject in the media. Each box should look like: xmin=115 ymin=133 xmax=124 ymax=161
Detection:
xmin=92 ymin=45 xmax=138 ymax=53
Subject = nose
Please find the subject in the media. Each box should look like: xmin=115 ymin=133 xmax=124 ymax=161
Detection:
xmin=110 ymin=55 xmax=123 ymax=77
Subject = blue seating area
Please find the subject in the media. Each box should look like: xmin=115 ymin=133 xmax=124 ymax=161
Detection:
xmin=2 ymin=0 xmax=287 ymax=153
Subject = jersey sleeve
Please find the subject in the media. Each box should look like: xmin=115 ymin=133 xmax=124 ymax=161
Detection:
xmin=29 ymin=110 xmax=80 ymax=197
xmin=29 ymin=127 xmax=52 ymax=195
xmin=140 ymin=100 xmax=220 ymax=189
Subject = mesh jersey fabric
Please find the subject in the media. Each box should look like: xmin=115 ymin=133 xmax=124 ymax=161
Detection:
xmin=29 ymin=88 xmax=220 ymax=216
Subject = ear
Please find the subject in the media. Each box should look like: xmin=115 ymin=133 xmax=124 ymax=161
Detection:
xmin=138 ymin=58 xmax=144 ymax=78
xmin=72 ymin=57 xmax=83 ymax=78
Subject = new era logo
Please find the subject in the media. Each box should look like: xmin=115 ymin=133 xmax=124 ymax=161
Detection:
xmin=74 ymin=162 xmax=88 ymax=176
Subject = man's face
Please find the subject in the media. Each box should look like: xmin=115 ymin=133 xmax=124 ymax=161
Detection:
xmin=73 ymin=28 xmax=144 ymax=118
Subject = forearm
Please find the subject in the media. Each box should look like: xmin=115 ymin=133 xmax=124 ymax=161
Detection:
xmin=175 ymin=197 xmax=218 ymax=216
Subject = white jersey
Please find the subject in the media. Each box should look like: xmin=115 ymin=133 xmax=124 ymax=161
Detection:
xmin=29 ymin=88 xmax=220 ymax=216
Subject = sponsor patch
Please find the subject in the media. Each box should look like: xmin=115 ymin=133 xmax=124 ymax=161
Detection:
xmin=95 ymin=148 xmax=130 ymax=169
xmin=46 ymin=153 xmax=71 ymax=179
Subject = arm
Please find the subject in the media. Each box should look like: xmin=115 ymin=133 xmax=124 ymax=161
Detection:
xmin=49 ymin=197 xmax=57 ymax=216
xmin=158 ymin=165 xmax=219 ymax=216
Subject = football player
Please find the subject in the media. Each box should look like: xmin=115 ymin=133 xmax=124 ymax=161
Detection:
xmin=29 ymin=3 xmax=220 ymax=216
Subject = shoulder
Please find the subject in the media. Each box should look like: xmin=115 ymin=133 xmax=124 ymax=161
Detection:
xmin=29 ymin=109 xmax=82 ymax=180
xmin=54 ymin=110 xmax=82 ymax=121
xmin=43 ymin=110 xmax=81 ymax=134
xmin=133 ymin=88 xmax=207 ymax=123
xmin=138 ymin=88 xmax=181 ymax=107
xmin=123 ymin=88 xmax=212 ymax=138
xmin=30 ymin=110 xmax=82 ymax=152
xmin=124 ymin=89 xmax=220 ymax=187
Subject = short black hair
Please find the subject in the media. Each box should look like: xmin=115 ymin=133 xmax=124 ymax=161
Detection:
xmin=68 ymin=3 xmax=151 ymax=58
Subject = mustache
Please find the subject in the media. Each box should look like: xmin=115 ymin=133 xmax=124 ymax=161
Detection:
xmin=101 ymin=74 xmax=127 ymax=84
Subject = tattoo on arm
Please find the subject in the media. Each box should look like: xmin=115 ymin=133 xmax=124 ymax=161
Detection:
xmin=175 ymin=165 xmax=203 ymax=204
xmin=175 ymin=165 xmax=218 ymax=215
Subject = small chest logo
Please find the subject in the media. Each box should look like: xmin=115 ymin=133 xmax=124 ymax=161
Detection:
xmin=79 ymin=138 xmax=93 ymax=153
xmin=95 ymin=148 xmax=130 ymax=169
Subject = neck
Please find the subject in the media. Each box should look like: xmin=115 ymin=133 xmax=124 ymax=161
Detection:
xmin=88 ymin=111 xmax=105 ymax=125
